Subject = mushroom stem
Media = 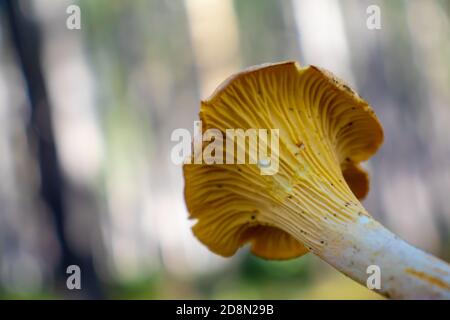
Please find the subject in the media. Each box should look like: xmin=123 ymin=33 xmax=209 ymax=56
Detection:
xmin=291 ymin=214 xmax=450 ymax=299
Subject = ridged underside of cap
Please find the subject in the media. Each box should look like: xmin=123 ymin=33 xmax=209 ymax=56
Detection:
xmin=184 ymin=61 xmax=383 ymax=259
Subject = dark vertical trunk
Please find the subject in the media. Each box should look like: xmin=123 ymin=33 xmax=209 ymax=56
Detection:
xmin=2 ymin=0 xmax=103 ymax=299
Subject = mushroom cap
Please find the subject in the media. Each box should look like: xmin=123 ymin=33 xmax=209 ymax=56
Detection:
xmin=183 ymin=61 xmax=383 ymax=259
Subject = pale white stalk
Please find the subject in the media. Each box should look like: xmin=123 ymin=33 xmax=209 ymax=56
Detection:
xmin=317 ymin=215 xmax=450 ymax=299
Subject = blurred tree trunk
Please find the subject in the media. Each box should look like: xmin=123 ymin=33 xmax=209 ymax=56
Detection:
xmin=2 ymin=0 xmax=103 ymax=299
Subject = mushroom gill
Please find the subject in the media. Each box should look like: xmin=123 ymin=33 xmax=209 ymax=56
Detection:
xmin=184 ymin=61 xmax=381 ymax=258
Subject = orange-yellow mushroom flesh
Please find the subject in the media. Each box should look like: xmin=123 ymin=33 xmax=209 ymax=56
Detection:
xmin=183 ymin=61 xmax=383 ymax=259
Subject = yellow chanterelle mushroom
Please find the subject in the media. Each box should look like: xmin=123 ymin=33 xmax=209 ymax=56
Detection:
xmin=183 ymin=61 xmax=450 ymax=299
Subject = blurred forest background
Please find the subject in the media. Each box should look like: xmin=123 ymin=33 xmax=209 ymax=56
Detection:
xmin=0 ymin=0 xmax=450 ymax=299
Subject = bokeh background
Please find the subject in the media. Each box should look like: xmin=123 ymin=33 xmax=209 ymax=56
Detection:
xmin=0 ymin=0 xmax=450 ymax=299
